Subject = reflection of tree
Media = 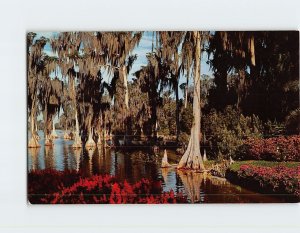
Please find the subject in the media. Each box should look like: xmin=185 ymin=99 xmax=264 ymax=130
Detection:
xmin=97 ymin=145 xmax=107 ymax=170
xmin=63 ymin=143 xmax=69 ymax=170
xmin=95 ymin=145 xmax=103 ymax=171
xmin=87 ymin=147 xmax=95 ymax=176
xmin=109 ymin=150 xmax=117 ymax=177
xmin=116 ymin=152 xmax=125 ymax=181
xmin=177 ymin=170 xmax=204 ymax=203
xmin=28 ymin=147 xmax=40 ymax=171
xmin=161 ymin=167 xmax=180 ymax=193
xmin=161 ymin=168 xmax=170 ymax=184
xmin=106 ymin=148 xmax=114 ymax=175
xmin=72 ymin=147 xmax=82 ymax=172
xmin=44 ymin=146 xmax=55 ymax=169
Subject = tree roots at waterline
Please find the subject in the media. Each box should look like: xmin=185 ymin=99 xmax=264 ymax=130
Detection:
xmin=177 ymin=133 xmax=205 ymax=171
xmin=50 ymin=130 xmax=58 ymax=139
xmin=28 ymin=135 xmax=40 ymax=148
xmin=63 ymin=131 xmax=72 ymax=140
xmin=85 ymin=131 xmax=96 ymax=149
xmin=97 ymin=132 xmax=102 ymax=145
xmin=50 ymin=121 xmax=58 ymax=139
xmin=44 ymin=135 xmax=53 ymax=147
xmin=72 ymin=132 xmax=82 ymax=149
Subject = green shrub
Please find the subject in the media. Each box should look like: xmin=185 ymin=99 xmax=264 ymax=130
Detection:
xmin=180 ymin=104 xmax=193 ymax=134
xmin=285 ymin=108 xmax=300 ymax=135
xmin=263 ymin=120 xmax=285 ymax=138
xmin=203 ymin=106 xmax=263 ymax=159
xmin=178 ymin=132 xmax=190 ymax=146
xmin=158 ymin=94 xmax=177 ymax=136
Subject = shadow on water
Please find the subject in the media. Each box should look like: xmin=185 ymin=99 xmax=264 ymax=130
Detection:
xmin=28 ymin=130 xmax=289 ymax=203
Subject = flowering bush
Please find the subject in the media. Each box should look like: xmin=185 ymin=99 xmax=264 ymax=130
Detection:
xmin=237 ymin=135 xmax=300 ymax=161
xmin=227 ymin=162 xmax=300 ymax=200
xmin=28 ymin=170 xmax=187 ymax=204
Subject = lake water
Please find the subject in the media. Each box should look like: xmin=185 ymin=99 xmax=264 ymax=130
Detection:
xmin=28 ymin=130 xmax=287 ymax=203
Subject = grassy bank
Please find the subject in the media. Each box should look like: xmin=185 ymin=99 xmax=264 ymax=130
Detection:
xmin=229 ymin=160 xmax=299 ymax=171
xmin=226 ymin=160 xmax=300 ymax=202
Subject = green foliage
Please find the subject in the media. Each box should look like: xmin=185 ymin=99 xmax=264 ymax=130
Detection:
xmin=203 ymin=106 xmax=263 ymax=159
xmin=127 ymin=81 xmax=150 ymax=136
xmin=178 ymin=132 xmax=190 ymax=145
xmin=179 ymin=103 xmax=193 ymax=134
xmin=285 ymin=108 xmax=300 ymax=135
xmin=263 ymin=120 xmax=285 ymax=138
xmin=203 ymin=160 xmax=215 ymax=169
xmin=177 ymin=103 xmax=194 ymax=146
xmin=158 ymin=92 xmax=176 ymax=136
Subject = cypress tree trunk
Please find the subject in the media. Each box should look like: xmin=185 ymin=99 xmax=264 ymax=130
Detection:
xmin=28 ymin=72 xmax=40 ymax=148
xmin=72 ymin=110 xmax=82 ymax=148
xmin=237 ymin=69 xmax=246 ymax=110
xmin=63 ymin=120 xmax=71 ymax=140
xmin=28 ymin=107 xmax=40 ymax=148
xmin=121 ymin=65 xmax=129 ymax=144
xmin=184 ymin=69 xmax=190 ymax=108
xmin=249 ymin=35 xmax=256 ymax=66
xmin=177 ymin=31 xmax=205 ymax=171
xmin=30 ymin=112 xmax=34 ymax=135
xmin=104 ymin=113 xmax=107 ymax=147
xmin=85 ymin=112 xmax=96 ymax=148
xmin=75 ymin=111 xmax=80 ymax=136
xmin=43 ymin=107 xmax=47 ymax=139
xmin=72 ymin=76 xmax=82 ymax=148
xmin=51 ymin=119 xmax=58 ymax=139
xmin=97 ymin=114 xmax=103 ymax=145
xmin=122 ymin=65 xmax=129 ymax=109
xmin=175 ymin=77 xmax=180 ymax=142
xmin=44 ymin=106 xmax=52 ymax=146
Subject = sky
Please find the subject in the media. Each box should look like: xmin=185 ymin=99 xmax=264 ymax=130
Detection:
xmin=34 ymin=31 xmax=213 ymax=97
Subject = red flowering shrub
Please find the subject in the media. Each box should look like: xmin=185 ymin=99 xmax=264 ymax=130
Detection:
xmin=237 ymin=135 xmax=300 ymax=161
xmin=28 ymin=170 xmax=187 ymax=204
xmin=228 ymin=163 xmax=300 ymax=199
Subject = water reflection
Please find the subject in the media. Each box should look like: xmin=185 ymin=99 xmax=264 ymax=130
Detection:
xmin=177 ymin=170 xmax=203 ymax=203
xmin=161 ymin=167 xmax=179 ymax=193
xmin=28 ymin=147 xmax=40 ymax=171
xmin=72 ymin=147 xmax=81 ymax=172
xmin=44 ymin=146 xmax=55 ymax=169
xmin=161 ymin=168 xmax=169 ymax=184
xmin=28 ymin=130 xmax=287 ymax=203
